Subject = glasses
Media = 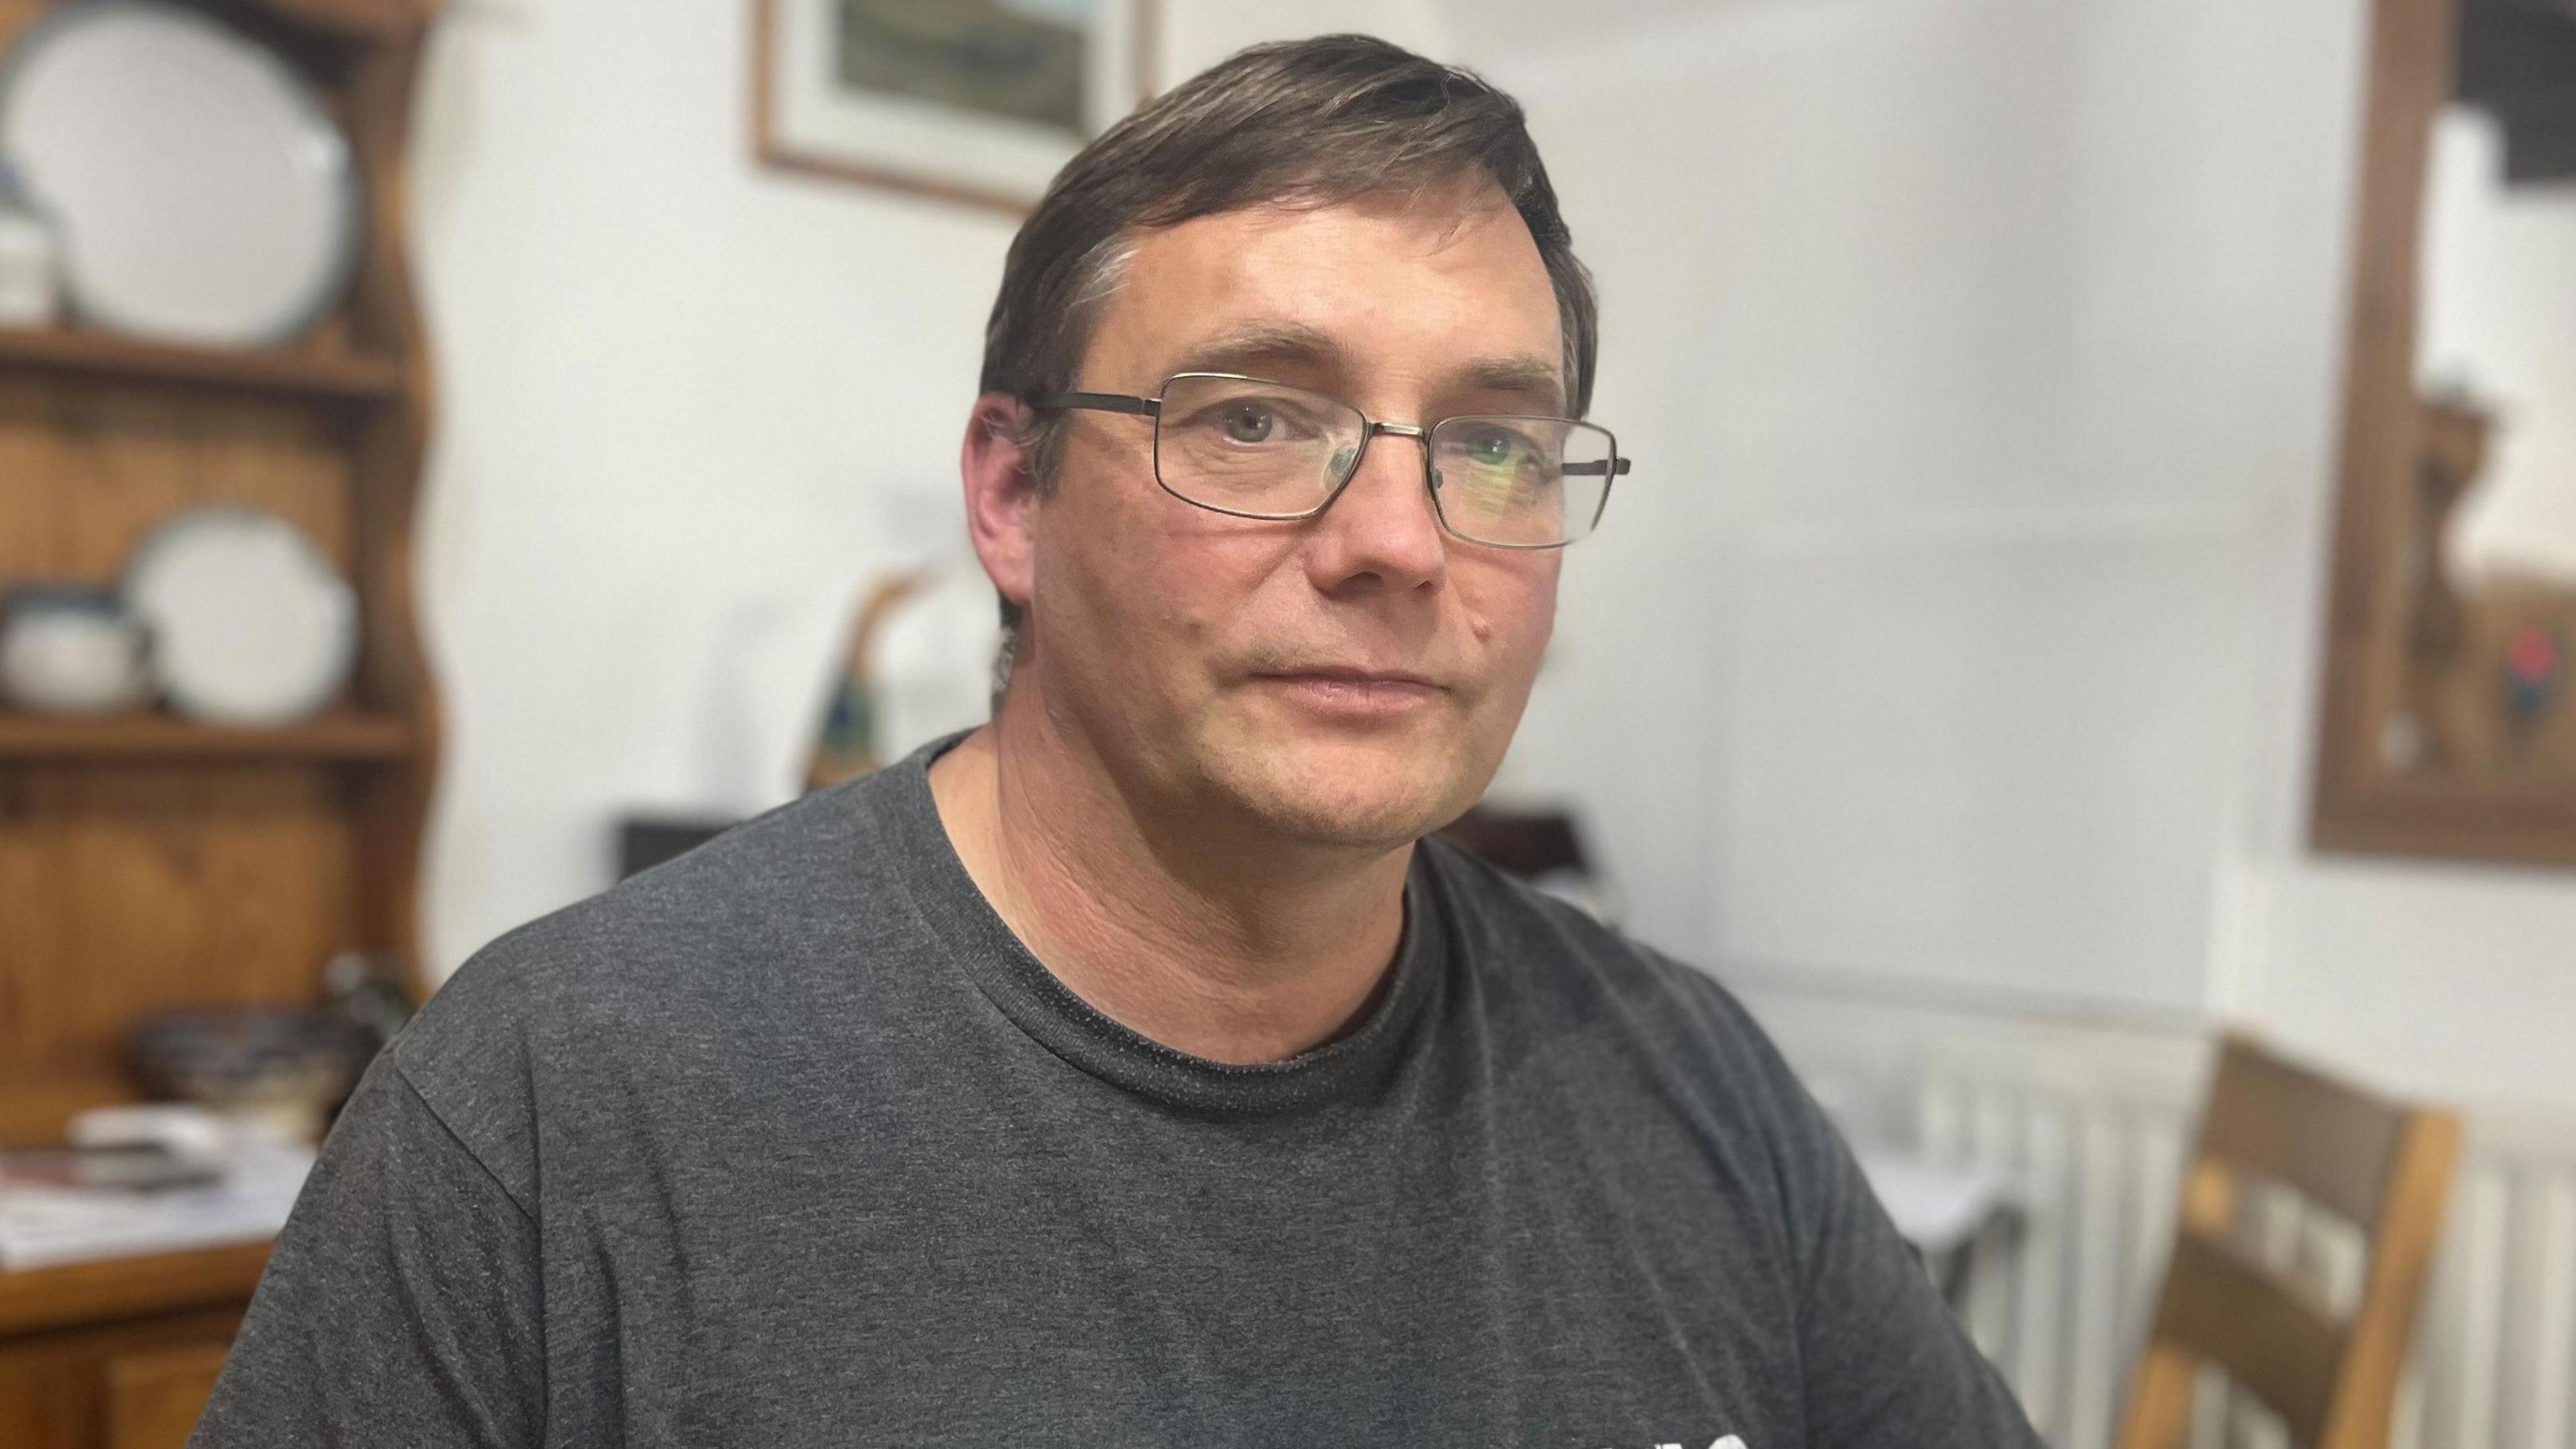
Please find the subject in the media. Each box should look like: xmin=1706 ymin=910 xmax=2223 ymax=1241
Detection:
xmin=1032 ymin=372 xmax=1629 ymax=549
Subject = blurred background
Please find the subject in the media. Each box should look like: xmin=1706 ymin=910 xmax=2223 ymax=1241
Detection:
xmin=1 ymin=0 xmax=2573 ymax=1446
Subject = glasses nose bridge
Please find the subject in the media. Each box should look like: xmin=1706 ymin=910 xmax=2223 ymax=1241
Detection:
xmin=1310 ymin=417 xmax=1449 ymax=566
xmin=1340 ymin=418 xmax=1434 ymax=488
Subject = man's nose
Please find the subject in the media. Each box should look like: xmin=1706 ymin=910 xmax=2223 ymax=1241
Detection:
xmin=1304 ymin=427 xmax=1448 ymax=595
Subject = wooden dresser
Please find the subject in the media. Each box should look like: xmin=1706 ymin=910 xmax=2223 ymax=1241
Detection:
xmin=0 ymin=1 xmax=439 ymax=1444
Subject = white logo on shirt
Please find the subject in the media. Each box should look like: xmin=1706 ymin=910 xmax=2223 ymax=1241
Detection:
xmin=1652 ymin=1438 xmax=1745 ymax=1449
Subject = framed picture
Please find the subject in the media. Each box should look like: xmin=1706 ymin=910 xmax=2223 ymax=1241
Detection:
xmin=2310 ymin=0 xmax=2576 ymax=868
xmin=753 ymin=0 xmax=1159 ymax=215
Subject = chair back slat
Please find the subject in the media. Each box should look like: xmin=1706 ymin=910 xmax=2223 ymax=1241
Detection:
xmin=2198 ymin=1034 xmax=2407 ymax=1226
xmin=2149 ymin=1229 xmax=2345 ymax=1442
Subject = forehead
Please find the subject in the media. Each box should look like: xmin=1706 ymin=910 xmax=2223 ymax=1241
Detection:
xmin=1082 ymin=186 xmax=1565 ymax=406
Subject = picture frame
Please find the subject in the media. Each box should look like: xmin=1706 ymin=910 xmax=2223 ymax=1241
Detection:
xmin=752 ymin=0 xmax=1159 ymax=216
xmin=2310 ymin=0 xmax=2576 ymax=867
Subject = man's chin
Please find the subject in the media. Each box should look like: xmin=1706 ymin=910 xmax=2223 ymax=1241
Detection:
xmin=1194 ymin=727 xmax=1487 ymax=851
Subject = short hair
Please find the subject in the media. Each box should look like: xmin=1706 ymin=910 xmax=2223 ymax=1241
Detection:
xmin=977 ymin=33 xmax=1599 ymax=641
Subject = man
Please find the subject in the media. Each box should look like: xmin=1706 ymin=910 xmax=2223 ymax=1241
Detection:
xmin=196 ymin=35 xmax=2041 ymax=1449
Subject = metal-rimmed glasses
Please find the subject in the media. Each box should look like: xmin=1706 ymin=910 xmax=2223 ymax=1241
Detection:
xmin=1032 ymin=372 xmax=1630 ymax=549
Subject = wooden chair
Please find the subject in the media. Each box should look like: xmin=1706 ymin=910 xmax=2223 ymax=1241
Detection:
xmin=2114 ymin=1033 xmax=2461 ymax=1449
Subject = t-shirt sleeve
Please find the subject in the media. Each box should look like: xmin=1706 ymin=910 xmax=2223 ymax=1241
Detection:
xmin=188 ymin=1057 xmax=546 ymax=1449
xmin=1737 ymin=1021 xmax=2043 ymax=1446
xmin=1783 ymin=1093 xmax=2041 ymax=1445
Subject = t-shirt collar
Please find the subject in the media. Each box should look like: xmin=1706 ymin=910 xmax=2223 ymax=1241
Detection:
xmin=869 ymin=734 xmax=1446 ymax=1118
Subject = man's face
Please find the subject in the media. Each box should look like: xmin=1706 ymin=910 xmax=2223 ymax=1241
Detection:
xmin=1013 ymin=184 xmax=1567 ymax=850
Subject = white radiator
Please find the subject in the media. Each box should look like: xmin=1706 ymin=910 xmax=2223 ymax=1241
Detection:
xmin=1741 ymin=984 xmax=2576 ymax=1449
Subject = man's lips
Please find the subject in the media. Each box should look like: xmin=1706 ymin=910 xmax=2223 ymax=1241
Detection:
xmin=1246 ymin=667 xmax=1450 ymax=718
xmin=1253 ymin=666 xmax=1445 ymax=690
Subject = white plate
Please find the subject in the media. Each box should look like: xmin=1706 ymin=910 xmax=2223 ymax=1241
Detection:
xmin=123 ymin=508 xmax=357 ymax=726
xmin=0 ymin=1 xmax=358 ymax=347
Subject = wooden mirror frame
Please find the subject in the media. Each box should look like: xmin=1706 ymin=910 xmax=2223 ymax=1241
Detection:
xmin=2310 ymin=0 xmax=2576 ymax=866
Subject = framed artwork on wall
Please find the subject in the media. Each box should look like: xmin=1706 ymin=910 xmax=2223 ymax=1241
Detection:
xmin=752 ymin=0 xmax=1159 ymax=215
xmin=2310 ymin=0 xmax=2576 ymax=867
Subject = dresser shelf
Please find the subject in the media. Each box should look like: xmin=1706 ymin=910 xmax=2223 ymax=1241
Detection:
xmin=0 ymin=5 xmax=441 ymax=1442
xmin=0 ymin=712 xmax=419 ymax=763
xmin=0 ymin=1244 xmax=272 ymax=1340
xmin=0 ymin=327 xmax=407 ymax=405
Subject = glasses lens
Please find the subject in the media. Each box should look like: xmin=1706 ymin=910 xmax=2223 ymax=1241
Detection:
xmin=1430 ymin=416 xmax=1615 ymax=547
xmin=1154 ymin=374 xmax=1365 ymax=519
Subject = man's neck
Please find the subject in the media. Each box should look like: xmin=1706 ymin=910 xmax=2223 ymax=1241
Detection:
xmin=926 ymin=705 xmax=1413 ymax=1066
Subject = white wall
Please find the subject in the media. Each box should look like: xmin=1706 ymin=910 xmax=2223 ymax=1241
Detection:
xmin=1466 ymin=0 xmax=2576 ymax=1112
xmin=411 ymin=0 xmax=1447 ymax=978
xmin=1477 ymin=0 xmax=2357 ymax=1018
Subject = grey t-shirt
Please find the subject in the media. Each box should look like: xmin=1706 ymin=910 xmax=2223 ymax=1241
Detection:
xmin=193 ymin=741 xmax=2039 ymax=1448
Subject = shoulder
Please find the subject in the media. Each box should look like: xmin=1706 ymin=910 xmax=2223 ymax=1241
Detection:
xmin=384 ymin=769 xmax=939 ymax=1169
xmin=1414 ymin=834 xmax=1822 ymax=1130
xmin=415 ymin=767 xmax=923 ymax=1014
xmin=1415 ymin=834 xmax=1767 ymax=1044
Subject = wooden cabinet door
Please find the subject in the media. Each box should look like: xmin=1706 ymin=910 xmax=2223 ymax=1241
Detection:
xmin=103 ymin=1342 xmax=232 ymax=1449
xmin=0 ymin=1304 xmax=241 ymax=1449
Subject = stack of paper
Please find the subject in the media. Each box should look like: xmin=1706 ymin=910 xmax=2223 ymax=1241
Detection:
xmin=0 ymin=1135 xmax=313 ymax=1271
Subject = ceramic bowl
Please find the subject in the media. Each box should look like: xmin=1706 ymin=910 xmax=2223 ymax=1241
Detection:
xmin=0 ymin=584 xmax=151 ymax=714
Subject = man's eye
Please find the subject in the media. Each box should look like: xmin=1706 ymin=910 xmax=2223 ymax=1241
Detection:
xmin=1219 ymin=404 xmax=1277 ymax=443
xmin=1464 ymin=429 xmax=1527 ymax=466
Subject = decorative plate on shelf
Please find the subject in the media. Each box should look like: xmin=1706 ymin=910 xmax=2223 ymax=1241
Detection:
xmin=0 ymin=0 xmax=360 ymax=347
xmin=123 ymin=506 xmax=358 ymax=726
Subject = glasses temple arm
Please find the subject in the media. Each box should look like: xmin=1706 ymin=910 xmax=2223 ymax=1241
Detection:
xmin=1031 ymin=391 xmax=1160 ymax=417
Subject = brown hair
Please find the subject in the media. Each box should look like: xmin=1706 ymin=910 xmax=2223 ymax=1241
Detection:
xmin=978 ymin=33 xmax=1597 ymax=635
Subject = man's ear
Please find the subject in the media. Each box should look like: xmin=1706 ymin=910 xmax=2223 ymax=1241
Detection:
xmin=961 ymin=392 xmax=1040 ymax=616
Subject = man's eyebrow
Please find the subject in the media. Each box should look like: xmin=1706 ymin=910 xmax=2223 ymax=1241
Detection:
xmin=1456 ymin=355 xmax=1568 ymax=413
xmin=1163 ymin=321 xmax=1568 ymax=414
xmin=1167 ymin=321 xmax=1344 ymax=379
